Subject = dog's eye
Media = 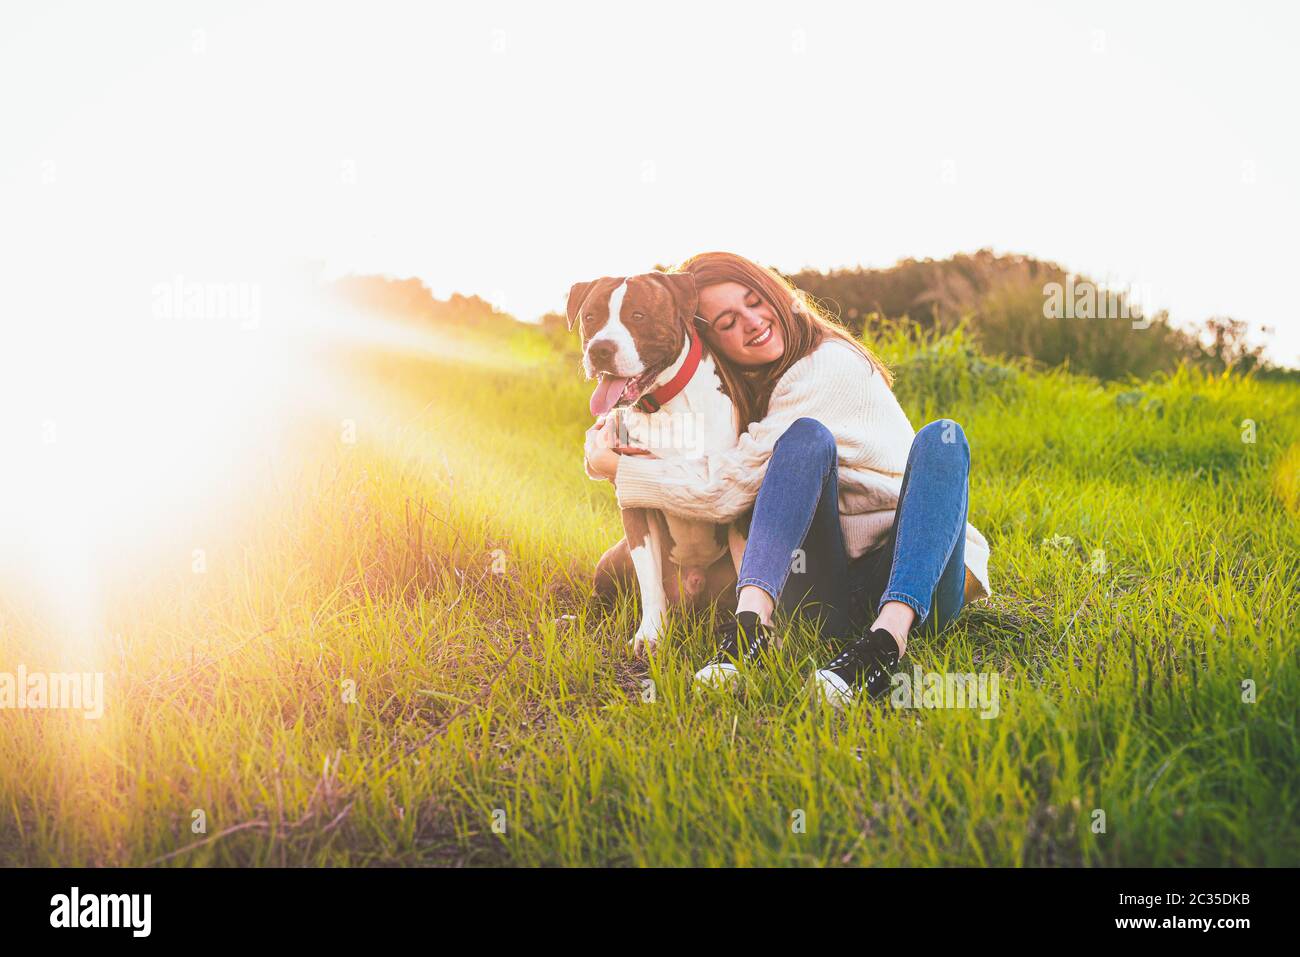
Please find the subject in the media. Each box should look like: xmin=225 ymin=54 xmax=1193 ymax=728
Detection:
xmin=631 ymin=312 xmax=644 ymax=321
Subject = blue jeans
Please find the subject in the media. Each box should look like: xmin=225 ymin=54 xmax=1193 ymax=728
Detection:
xmin=735 ymin=417 xmax=970 ymax=642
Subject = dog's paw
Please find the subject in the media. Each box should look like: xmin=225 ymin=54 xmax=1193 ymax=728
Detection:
xmin=629 ymin=616 xmax=665 ymax=656
xmin=629 ymin=635 xmax=659 ymax=657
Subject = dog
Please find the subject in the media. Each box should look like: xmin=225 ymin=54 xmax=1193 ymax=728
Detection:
xmin=567 ymin=272 xmax=742 ymax=654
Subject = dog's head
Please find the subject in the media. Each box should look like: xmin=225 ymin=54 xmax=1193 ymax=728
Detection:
xmin=566 ymin=272 xmax=699 ymax=416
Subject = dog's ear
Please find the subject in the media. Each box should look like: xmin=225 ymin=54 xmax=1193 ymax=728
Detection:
xmin=656 ymin=272 xmax=698 ymax=325
xmin=566 ymin=280 xmax=596 ymax=332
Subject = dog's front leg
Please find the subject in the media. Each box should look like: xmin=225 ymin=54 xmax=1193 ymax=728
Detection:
xmin=622 ymin=507 xmax=669 ymax=656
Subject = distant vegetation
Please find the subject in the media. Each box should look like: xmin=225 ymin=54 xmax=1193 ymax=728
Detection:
xmin=331 ymin=274 xmax=512 ymax=329
xmin=785 ymin=250 xmax=1286 ymax=381
xmin=331 ymin=253 xmax=1292 ymax=383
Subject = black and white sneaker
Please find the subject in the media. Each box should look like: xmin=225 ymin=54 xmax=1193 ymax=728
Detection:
xmin=814 ymin=628 xmax=901 ymax=707
xmin=694 ymin=611 xmax=773 ymax=689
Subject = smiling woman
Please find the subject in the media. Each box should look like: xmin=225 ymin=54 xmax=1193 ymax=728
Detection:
xmin=679 ymin=251 xmax=894 ymax=430
xmin=698 ymin=282 xmax=786 ymax=363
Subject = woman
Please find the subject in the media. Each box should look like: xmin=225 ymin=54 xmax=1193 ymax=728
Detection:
xmin=584 ymin=251 xmax=992 ymax=705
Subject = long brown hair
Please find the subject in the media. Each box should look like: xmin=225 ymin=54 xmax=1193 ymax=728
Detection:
xmin=674 ymin=251 xmax=893 ymax=430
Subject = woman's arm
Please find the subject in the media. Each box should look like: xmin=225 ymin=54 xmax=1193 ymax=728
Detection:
xmin=612 ymin=341 xmax=879 ymax=522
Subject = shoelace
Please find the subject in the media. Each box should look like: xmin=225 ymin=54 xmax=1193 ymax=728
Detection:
xmin=827 ymin=631 xmax=898 ymax=690
xmin=707 ymin=617 xmax=769 ymax=666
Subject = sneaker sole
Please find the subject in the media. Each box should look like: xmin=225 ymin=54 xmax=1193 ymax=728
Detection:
xmin=694 ymin=662 xmax=740 ymax=690
xmin=814 ymin=669 xmax=854 ymax=707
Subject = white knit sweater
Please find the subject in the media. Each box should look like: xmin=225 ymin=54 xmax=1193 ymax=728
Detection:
xmin=614 ymin=338 xmax=993 ymax=601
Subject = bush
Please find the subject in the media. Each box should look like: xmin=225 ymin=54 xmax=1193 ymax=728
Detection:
xmin=971 ymin=282 xmax=1194 ymax=381
xmin=874 ymin=322 xmax=1022 ymax=412
xmin=788 ymin=252 xmax=1290 ymax=382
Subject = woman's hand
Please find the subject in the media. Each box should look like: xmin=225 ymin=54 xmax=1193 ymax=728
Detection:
xmin=584 ymin=416 xmax=619 ymax=482
xmin=584 ymin=414 xmax=656 ymax=483
xmin=584 ymin=415 xmax=621 ymax=482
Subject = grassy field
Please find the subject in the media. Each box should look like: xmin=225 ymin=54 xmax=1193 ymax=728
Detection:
xmin=2 ymin=316 xmax=1298 ymax=867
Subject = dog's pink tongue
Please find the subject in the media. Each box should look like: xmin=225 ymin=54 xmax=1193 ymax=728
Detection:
xmin=590 ymin=375 xmax=630 ymax=417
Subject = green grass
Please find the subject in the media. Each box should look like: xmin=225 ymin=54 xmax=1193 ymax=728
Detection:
xmin=2 ymin=319 xmax=1297 ymax=866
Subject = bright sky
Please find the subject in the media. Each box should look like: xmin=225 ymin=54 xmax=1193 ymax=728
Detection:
xmin=3 ymin=0 xmax=1298 ymax=364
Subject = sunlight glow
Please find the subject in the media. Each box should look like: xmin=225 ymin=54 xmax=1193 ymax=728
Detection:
xmin=0 ymin=264 xmax=464 ymax=654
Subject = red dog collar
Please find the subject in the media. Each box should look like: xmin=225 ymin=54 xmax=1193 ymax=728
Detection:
xmin=635 ymin=328 xmax=702 ymax=413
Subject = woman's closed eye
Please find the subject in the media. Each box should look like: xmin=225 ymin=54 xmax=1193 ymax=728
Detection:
xmin=715 ymin=291 xmax=763 ymax=332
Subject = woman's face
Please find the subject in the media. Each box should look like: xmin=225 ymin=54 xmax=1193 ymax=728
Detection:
xmin=697 ymin=281 xmax=786 ymax=367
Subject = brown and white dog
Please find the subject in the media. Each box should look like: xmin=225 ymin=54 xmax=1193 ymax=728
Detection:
xmin=568 ymin=272 xmax=741 ymax=654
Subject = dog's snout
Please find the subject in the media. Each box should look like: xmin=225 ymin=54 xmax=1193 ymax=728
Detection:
xmin=587 ymin=339 xmax=618 ymax=367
